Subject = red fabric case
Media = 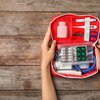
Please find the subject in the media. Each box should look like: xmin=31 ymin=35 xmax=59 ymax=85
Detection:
xmin=50 ymin=14 xmax=100 ymax=79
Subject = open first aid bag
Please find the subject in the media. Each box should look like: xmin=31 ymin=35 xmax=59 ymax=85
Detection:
xmin=50 ymin=14 xmax=100 ymax=79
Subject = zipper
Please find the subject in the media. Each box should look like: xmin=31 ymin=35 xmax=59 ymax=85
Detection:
xmin=57 ymin=41 xmax=93 ymax=48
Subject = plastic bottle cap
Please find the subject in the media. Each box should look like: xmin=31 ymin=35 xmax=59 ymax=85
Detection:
xmin=59 ymin=22 xmax=66 ymax=26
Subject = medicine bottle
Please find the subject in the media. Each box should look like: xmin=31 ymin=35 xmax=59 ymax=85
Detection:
xmin=57 ymin=22 xmax=67 ymax=38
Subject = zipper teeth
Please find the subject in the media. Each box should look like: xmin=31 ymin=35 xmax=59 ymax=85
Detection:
xmin=57 ymin=42 xmax=93 ymax=47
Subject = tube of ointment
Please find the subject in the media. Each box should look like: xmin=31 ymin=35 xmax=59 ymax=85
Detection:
xmin=57 ymin=70 xmax=82 ymax=76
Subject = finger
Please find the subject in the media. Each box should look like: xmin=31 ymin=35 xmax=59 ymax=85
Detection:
xmin=98 ymin=39 xmax=100 ymax=44
xmin=48 ymin=39 xmax=52 ymax=48
xmin=95 ymin=47 xmax=100 ymax=58
xmin=95 ymin=47 xmax=100 ymax=70
xmin=50 ymin=40 xmax=56 ymax=53
xmin=42 ymin=26 xmax=51 ymax=46
xmin=95 ymin=40 xmax=100 ymax=49
xmin=96 ymin=45 xmax=100 ymax=49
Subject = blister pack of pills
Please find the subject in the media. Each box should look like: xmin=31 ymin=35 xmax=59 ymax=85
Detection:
xmin=55 ymin=45 xmax=93 ymax=65
xmin=54 ymin=44 xmax=93 ymax=70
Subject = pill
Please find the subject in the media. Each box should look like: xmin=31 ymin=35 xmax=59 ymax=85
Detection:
xmin=61 ymin=48 xmax=66 ymax=51
xmin=68 ymin=47 xmax=72 ymax=50
xmin=68 ymin=50 xmax=72 ymax=53
xmin=61 ymin=56 xmax=66 ymax=59
xmin=68 ymin=59 xmax=73 ymax=61
xmin=77 ymin=52 xmax=81 ymax=56
xmin=68 ymin=55 xmax=72 ymax=58
xmin=77 ymin=47 xmax=81 ymax=51
xmin=68 ymin=47 xmax=72 ymax=49
xmin=81 ymin=57 xmax=86 ymax=61
xmin=82 ymin=52 xmax=86 ymax=56
xmin=81 ymin=47 xmax=86 ymax=51
xmin=68 ymin=56 xmax=72 ymax=58
xmin=61 ymin=58 xmax=66 ymax=61
xmin=68 ymin=49 xmax=73 ymax=51
xmin=60 ymin=53 xmax=66 ymax=56
xmin=77 ymin=57 xmax=81 ymax=61
xmin=61 ymin=51 xmax=66 ymax=53
xmin=61 ymin=59 xmax=66 ymax=61
xmin=68 ymin=53 xmax=73 ymax=56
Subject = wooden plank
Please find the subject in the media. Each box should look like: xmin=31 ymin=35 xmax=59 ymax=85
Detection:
xmin=0 ymin=36 xmax=42 ymax=65
xmin=0 ymin=65 xmax=41 ymax=90
xmin=57 ymin=90 xmax=100 ymax=100
xmin=0 ymin=0 xmax=100 ymax=12
xmin=54 ymin=73 xmax=100 ymax=91
xmin=0 ymin=65 xmax=100 ymax=91
xmin=0 ymin=12 xmax=51 ymax=35
xmin=0 ymin=91 xmax=41 ymax=100
xmin=0 ymin=91 xmax=100 ymax=100
xmin=0 ymin=12 xmax=99 ymax=36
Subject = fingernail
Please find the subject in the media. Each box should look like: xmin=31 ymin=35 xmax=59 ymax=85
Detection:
xmin=96 ymin=41 xmax=99 ymax=45
xmin=53 ymin=40 xmax=56 ymax=43
xmin=99 ymin=39 xmax=100 ymax=43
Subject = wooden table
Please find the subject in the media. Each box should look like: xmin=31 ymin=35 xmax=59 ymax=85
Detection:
xmin=0 ymin=0 xmax=100 ymax=100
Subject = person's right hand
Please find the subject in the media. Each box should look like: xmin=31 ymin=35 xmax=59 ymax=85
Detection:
xmin=95 ymin=39 xmax=100 ymax=70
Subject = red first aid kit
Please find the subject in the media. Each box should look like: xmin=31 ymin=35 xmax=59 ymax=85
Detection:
xmin=50 ymin=14 xmax=100 ymax=79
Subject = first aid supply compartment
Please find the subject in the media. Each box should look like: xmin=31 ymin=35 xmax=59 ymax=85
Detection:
xmin=50 ymin=14 xmax=100 ymax=79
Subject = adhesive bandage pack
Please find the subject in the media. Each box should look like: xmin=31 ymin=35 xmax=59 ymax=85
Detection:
xmin=50 ymin=14 xmax=100 ymax=79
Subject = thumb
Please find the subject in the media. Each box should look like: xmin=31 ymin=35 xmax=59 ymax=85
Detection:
xmin=96 ymin=40 xmax=100 ymax=49
xmin=95 ymin=47 xmax=100 ymax=70
xmin=95 ymin=47 xmax=100 ymax=59
xmin=50 ymin=40 xmax=56 ymax=53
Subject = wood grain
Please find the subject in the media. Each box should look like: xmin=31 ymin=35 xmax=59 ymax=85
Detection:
xmin=0 ymin=65 xmax=100 ymax=91
xmin=0 ymin=36 xmax=42 ymax=65
xmin=0 ymin=0 xmax=100 ymax=12
xmin=0 ymin=12 xmax=100 ymax=35
xmin=0 ymin=65 xmax=41 ymax=90
xmin=0 ymin=12 xmax=51 ymax=35
xmin=57 ymin=91 xmax=100 ymax=100
xmin=0 ymin=0 xmax=100 ymax=99
xmin=0 ymin=91 xmax=41 ymax=100
xmin=0 ymin=91 xmax=100 ymax=100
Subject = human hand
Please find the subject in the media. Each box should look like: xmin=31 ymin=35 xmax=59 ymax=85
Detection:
xmin=95 ymin=39 xmax=100 ymax=70
xmin=41 ymin=26 xmax=56 ymax=70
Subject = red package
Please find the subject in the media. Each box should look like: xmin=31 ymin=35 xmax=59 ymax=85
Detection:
xmin=50 ymin=14 xmax=100 ymax=79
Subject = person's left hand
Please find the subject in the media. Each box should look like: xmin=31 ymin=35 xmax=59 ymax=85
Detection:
xmin=41 ymin=26 xmax=56 ymax=70
xmin=95 ymin=39 xmax=100 ymax=70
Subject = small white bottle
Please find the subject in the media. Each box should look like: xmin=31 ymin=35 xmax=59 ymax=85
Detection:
xmin=57 ymin=22 xmax=67 ymax=38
